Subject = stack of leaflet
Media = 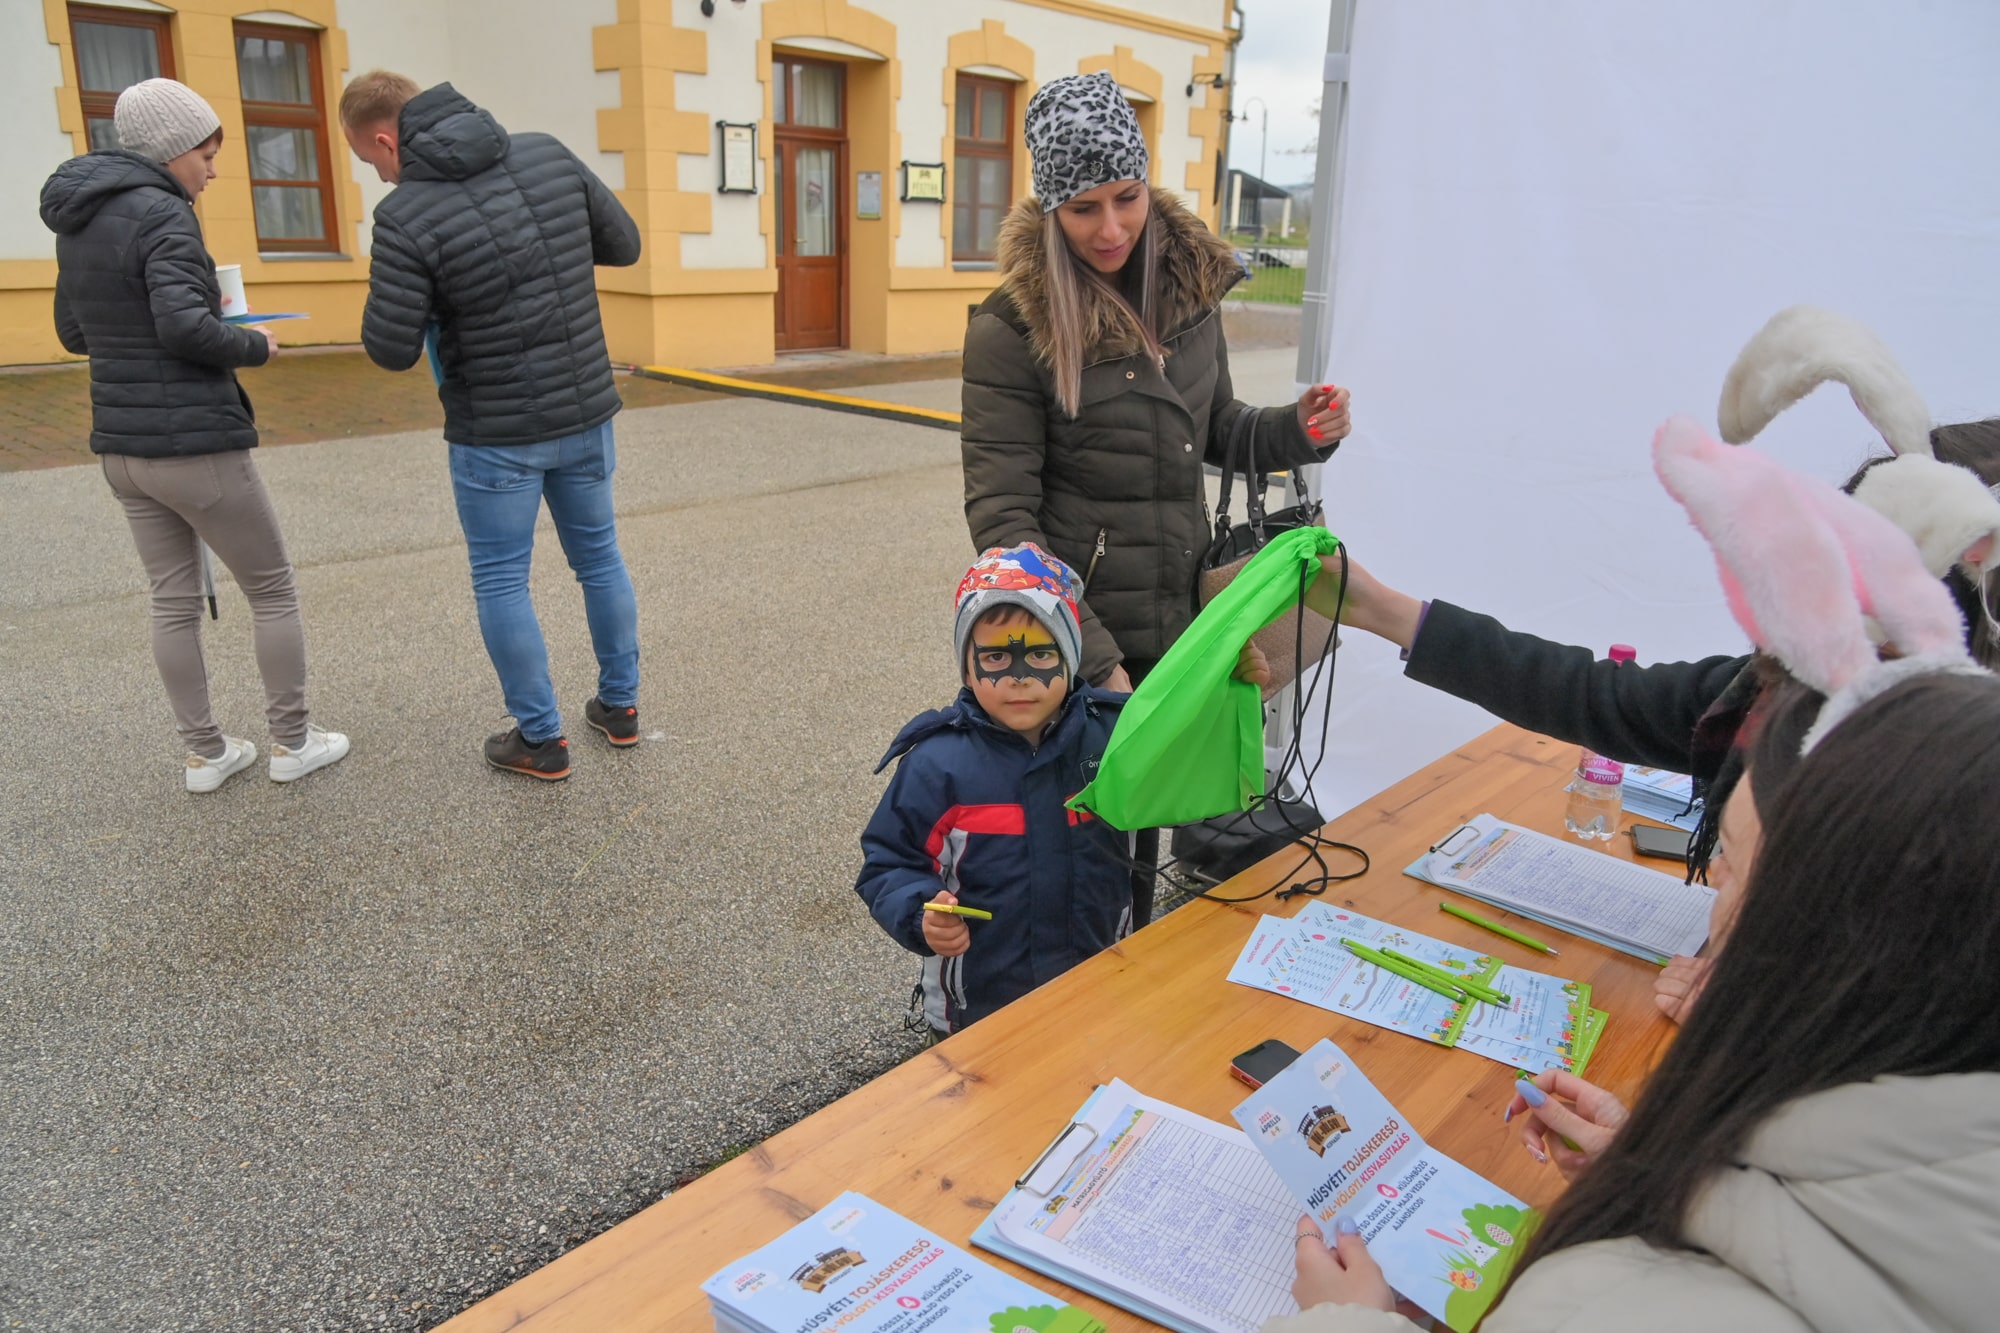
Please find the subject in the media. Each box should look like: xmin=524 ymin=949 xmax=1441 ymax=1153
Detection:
xmin=1623 ymin=765 xmax=1701 ymax=831
xmin=1227 ymin=901 xmax=1605 ymax=1075
xmin=1408 ymin=814 xmax=1715 ymax=963
xmin=703 ymin=1192 xmax=1105 ymax=1333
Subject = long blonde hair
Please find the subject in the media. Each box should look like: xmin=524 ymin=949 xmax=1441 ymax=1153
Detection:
xmin=1041 ymin=194 xmax=1164 ymax=418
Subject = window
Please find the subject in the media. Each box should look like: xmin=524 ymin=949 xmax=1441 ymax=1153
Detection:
xmin=953 ymin=75 xmax=1013 ymax=263
xmin=774 ymin=57 xmax=842 ymax=131
xmin=234 ymin=22 xmax=338 ymax=252
xmin=68 ymin=4 xmax=175 ymax=151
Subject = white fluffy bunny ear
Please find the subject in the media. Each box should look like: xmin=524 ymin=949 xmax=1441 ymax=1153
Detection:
xmin=1850 ymin=454 xmax=2000 ymax=580
xmin=1653 ymin=416 xmax=1983 ymax=752
xmin=1717 ymin=305 xmax=1933 ymax=457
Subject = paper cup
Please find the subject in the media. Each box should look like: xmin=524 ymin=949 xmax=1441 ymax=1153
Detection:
xmin=215 ymin=263 xmax=247 ymax=317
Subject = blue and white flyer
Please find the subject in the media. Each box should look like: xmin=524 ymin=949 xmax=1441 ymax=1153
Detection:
xmin=1230 ymin=1040 xmax=1536 ymax=1332
xmin=702 ymin=1191 xmax=1105 ymax=1333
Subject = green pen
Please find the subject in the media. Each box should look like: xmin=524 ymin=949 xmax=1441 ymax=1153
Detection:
xmin=1439 ymin=901 xmax=1559 ymax=955
xmin=1341 ymin=938 xmax=1471 ymax=1005
xmin=1381 ymin=947 xmax=1512 ymax=1006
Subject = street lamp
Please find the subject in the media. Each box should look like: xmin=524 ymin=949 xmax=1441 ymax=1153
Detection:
xmin=1229 ymin=96 xmax=1269 ymax=256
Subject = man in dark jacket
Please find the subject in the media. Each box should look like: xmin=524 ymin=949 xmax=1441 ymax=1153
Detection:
xmin=342 ymin=71 xmax=645 ymax=780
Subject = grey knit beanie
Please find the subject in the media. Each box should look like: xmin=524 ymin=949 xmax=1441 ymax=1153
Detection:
xmin=1024 ymin=71 xmax=1149 ymax=212
xmin=113 ymin=79 xmax=221 ymax=163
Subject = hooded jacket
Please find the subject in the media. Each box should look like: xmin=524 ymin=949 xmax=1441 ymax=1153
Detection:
xmin=361 ymin=84 xmax=642 ymax=446
xmin=961 ymin=192 xmax=1336 ymax=683
xmin=855 ymin=684 xmax=1130 ymax=1034
xmin=1262 ymin=1071 xmax=2000 ymax=1333
xmin=41 ymin=151 xmax=271 ymax=458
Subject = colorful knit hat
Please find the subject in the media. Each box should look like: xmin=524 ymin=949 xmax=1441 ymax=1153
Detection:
xmin=953 ymin=543 xmax=1084 ymax=680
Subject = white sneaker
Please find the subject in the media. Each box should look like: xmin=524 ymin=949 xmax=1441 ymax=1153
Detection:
xmin=185 ymin=736 xmax=257 ymax=793
xmin=269 ymin=724 xmax=350 ymax=783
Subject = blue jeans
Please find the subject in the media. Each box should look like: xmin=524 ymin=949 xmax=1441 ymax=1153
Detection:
xmin=448 ymin=421 xmax=639 ymax=743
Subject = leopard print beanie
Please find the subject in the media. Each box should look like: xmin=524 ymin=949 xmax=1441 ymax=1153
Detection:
xmin=1024 ymin=71 xmax=1149 ymax=212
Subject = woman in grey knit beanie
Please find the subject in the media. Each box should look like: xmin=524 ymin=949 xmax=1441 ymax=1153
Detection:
xmin=37 ymin=78 xmax=351 ymax=791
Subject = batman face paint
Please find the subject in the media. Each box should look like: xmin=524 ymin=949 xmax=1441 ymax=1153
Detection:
xmin=967 ymin=623 xmax=1069 ymax=740
xmin=970 ymin=630 xmax=1066 ymax=687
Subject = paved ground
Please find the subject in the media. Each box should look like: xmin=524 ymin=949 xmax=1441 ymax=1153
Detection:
xmin=0 ymin=332 xmax=1304 ymax=1333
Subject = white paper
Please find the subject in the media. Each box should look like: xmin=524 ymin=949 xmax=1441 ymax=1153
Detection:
xmin=1422 ymin=814 xmax=1712 ymax=958
xmin=991 ymin=1079 xmax=1299 ymax=1333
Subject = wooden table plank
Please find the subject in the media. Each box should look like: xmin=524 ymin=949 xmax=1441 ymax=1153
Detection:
xmin=438 ymin=724 xmax=1679 ymax=1332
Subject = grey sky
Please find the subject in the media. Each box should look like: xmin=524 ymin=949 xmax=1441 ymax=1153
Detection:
xmin=1225 ymin=0 xmax=1336 ymax=185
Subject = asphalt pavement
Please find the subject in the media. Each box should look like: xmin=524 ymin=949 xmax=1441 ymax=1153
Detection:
xmin=0 ymin=346 xmax=1305 ymax=1331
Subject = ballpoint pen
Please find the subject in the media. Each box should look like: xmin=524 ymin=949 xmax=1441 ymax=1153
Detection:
xmin=923 ymin=902 xmax=994 ymax=920
xmin=1341 ymin=938 xmax=1471 ymax=1005
xmin=1439 ymin=901 xmax=1559 ymax=955
xmin=1380 ymin=946 xmax=1511 ymax=1005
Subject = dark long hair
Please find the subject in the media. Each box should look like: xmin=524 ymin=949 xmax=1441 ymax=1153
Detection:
xmin=1518 ymin=671 xmax=2000 ymax=1270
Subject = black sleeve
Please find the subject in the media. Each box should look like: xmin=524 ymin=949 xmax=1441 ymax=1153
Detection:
xmin=53 ymin=281 xmax=86 ymax=356
xmin=141 ymin=205 xmax=268 ymax=369
xmin=1404 ymin=600 xmax=1748 ymax=772
xmin=574 ymin=149 xmax=641 ymax=268
xmin=360 ymin=213 xmax=431 ymax=373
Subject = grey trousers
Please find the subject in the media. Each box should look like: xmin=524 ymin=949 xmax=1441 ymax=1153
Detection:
xmin=101 ymin=451 xmax=311 ymax=756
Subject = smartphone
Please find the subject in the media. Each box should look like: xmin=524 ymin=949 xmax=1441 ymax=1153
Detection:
xmin=1229 ymin=1038 xmax=1303 ymax=1089
xmin=1629 ymin=824 xmax=1693 ymax=861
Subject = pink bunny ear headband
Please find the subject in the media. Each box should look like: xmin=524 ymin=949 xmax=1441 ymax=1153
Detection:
xmin=1653 ymin=417 xmax=1988 ymax=753
xmin=1718 ymin=305 xmax=2000 ymax=588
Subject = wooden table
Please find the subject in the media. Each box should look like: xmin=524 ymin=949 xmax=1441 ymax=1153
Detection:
xmin=440 ymin=724 xmax=1680 ymax=1332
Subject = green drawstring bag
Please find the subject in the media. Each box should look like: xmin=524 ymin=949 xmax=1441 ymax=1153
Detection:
xmin=1069 ymin=526 xmax=1342 ymax=830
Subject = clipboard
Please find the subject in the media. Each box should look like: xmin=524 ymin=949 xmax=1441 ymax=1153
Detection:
xmin=970 ymin=1081 xmax=1292 ymax=1333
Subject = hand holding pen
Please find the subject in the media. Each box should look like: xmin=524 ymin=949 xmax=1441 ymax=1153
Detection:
xmin=1505 ymin=1071 xmax=1627 ymax=1180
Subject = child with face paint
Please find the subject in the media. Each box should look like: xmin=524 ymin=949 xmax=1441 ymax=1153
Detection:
xmin=855 ymin=544 xmax=1135 ymax=1038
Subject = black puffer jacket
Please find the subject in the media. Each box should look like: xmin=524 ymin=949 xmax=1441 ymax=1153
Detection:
xmin=41 ymin=152 xmax=270 ymax=458
xmin=961 ymin=193 xmax=1332 ymax=682
xmin=361 ymin=84 xmax=642 ymax=446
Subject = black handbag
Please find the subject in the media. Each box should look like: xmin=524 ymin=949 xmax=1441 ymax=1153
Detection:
xmin=1193 ymin=408 xmax=1338 ymax=694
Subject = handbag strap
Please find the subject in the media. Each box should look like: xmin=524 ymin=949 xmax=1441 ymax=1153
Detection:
xmin=1214 ymin=407 xmax=1260 ymax=543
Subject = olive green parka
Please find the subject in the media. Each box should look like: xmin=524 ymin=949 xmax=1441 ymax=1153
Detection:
xmin=961 ymin=191 xmax=1332 ymax=683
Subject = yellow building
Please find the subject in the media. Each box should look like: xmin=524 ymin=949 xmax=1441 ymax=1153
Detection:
xmin=2 ymin=0 xmax=1241 ymax=369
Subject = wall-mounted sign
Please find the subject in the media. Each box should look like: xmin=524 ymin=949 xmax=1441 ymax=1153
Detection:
xmin=716 ymin=121 xmax=757 ymax=194
xmin=856 ymin=170 xmax=883 ymax=220
xmin=901 ymin=161 xmax=946 ymax=203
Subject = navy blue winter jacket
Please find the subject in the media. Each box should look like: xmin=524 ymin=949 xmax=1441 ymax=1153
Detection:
xmin=856 ymin=685 xmax=1131 ymax=1033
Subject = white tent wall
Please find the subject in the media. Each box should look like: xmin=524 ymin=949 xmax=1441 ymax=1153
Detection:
xmin=1296 ymin=0 xmax=2000 ymax=816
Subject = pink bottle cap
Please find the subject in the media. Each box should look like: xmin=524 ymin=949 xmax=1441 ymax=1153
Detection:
xmin=1608 ymin=644 xmax=1636 ymax=664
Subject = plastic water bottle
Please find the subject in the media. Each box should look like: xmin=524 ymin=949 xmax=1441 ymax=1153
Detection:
xmin=1564 ymin=644 xmax=1636 ymax=840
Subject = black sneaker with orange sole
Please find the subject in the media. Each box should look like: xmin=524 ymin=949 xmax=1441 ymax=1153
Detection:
xmin=484 ymin=727 xmax=572 ymax=780
xmin=585 ymin=697 xmax=640 ymax=748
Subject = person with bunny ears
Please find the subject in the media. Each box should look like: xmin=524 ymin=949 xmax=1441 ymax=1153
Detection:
xmin=1249 ymin=307 xmax=2000 ymax=1021
xmin=1267 ymin=419 xmax=2000 ymax=1333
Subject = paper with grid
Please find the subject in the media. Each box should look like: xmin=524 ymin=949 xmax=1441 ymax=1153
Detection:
xmin=1227 ymin=902 xmax=1589 ymax=1071
xmin=985 ymin=1079 xmax=1298 ymax=1333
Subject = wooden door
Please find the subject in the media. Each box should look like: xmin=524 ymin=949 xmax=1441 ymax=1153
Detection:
xmin=773 ymin=57 xmax=846 ymax=351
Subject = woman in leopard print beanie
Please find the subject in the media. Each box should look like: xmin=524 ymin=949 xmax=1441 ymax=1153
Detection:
xmin=961 ymin=69 xmax=1351 ymax=694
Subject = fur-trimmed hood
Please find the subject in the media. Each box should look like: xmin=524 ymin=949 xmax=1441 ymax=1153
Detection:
xmin=994 ymin=190 xmax=1244 ymax=364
